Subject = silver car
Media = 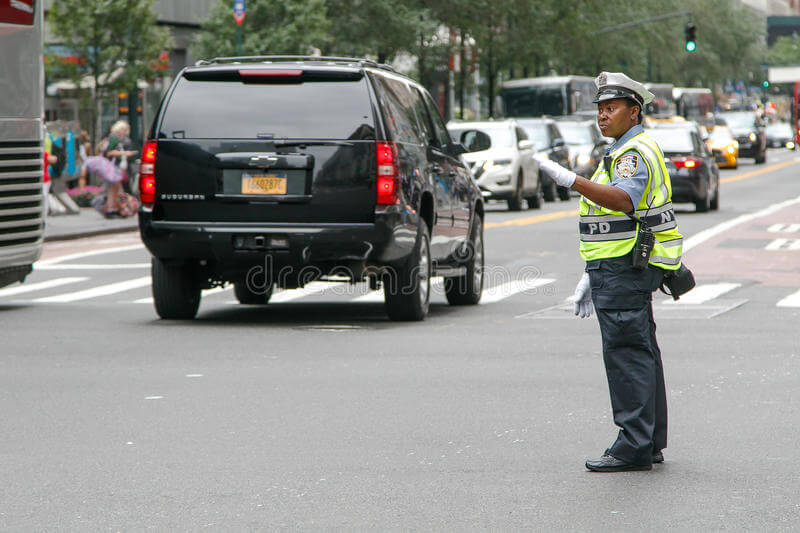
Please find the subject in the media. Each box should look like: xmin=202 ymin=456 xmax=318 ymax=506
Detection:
xmin=447 ymin=120 xmax=542 ymax=211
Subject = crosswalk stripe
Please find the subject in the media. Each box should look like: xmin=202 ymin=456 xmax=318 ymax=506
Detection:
xmin=777 ymin=288 xmax=800 ymax=308
xmin=268 ymin=281 xmax=338 ymax=303
xmin=479 ymin=278 xmax=555 ymax=304
xmin=34 ymin=276 xmax=152 ymax=303
xmin=663 ymin=282 xmax=740 ymax=305
xmin=0 ymin=277 xmax=88 ymax=297
xmin=132 ymin=284 xmax=231 ymax=304
xmin=37 ymin=263 xmax=151 ymax=271
xmin=353 ymin=278 xmax=444 ymax=303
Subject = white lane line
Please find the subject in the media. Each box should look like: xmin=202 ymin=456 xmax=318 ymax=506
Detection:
xmin=479 ymin=277 xmax=555 ymax=304
xmin=663 ymin=282 xmax=740 ymax=305
xmin=37 ymin=263 xmax=150 ymax=270
xmin=132 ymin=284 xmax=231 ymax=304
xmin=0 ymin=277 xmax=88 ymax=297
xmin=683 ymin=194 xmax=800 ymax=252
xmin=34 ymin=276 xmax=151 ymax=303
xmin=777 ymin=288 xmax=800 ymax=308
xmin=765 ymin=238 xmax=800 ymax=251
xmin=36 ymin=244 xmax=145 ymax=267
xmin=767 ymin=224 xmax=785 ymax=233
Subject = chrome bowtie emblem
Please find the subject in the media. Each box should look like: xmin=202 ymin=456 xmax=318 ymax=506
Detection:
xmin=249 ymin=155 xmax=279 ymax=167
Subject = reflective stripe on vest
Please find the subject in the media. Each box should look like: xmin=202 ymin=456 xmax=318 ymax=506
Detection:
xmin=578 ymin=131 xmax=683 ymax=270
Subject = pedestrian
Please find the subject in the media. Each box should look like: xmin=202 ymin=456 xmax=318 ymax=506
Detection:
xmin=535 ymin=72 xmax=684 ymax=472
xmin=102 ymin=120 xmax=138 ymax=218
xmin=77 ymin=130 xmax=92 ymax=188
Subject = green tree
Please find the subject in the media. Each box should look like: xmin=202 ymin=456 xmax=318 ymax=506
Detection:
xmin=48 ymin=0 xmax=172 ymax=144
xmin=769 ymin=35 xmax=800 ymax=66
xmin=325 ymin=0 xmax=428 ymax=63
xmin=192 ymin=0 xmax=330 ymax=60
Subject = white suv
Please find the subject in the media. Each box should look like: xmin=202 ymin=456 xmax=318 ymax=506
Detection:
xmin=447 ymin=120 xmax=542 ymax=211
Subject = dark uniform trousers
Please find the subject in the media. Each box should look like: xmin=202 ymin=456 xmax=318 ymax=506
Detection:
xmin=586 ymin=255 xmax=667 ymax=466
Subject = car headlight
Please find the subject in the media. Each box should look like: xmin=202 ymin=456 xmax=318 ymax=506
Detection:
xmin=788 ymin=141 xmax=796 ymax=149
xmin=733 ymin=140 xmax=739 ymax=148
xmin=483 ymin=159 xmax=512 ymax=171
xmin=727 ymin=145 xmax=736 ymax=154
xmin=577 ymin=154 xmax=593 ymax=166
xmin=749 ymin=132 xmax=757 ymax=142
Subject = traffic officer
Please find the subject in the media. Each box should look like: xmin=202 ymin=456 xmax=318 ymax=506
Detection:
xmin=536 ymin=72 xmax=683 ymax=472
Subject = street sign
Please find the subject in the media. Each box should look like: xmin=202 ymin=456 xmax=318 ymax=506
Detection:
xmin=233 ymin=0 xmax=246 ymax=26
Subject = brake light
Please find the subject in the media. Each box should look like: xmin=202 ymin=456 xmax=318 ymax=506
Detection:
xmin=139 ymin=140 xmax=157 ymax=207
xmin=670 ymin=156 xmax=701 ymax=169
xmin=376 ymin=141 xmax=398 ymax=205
xmin=238 ymin=69 xmax=303 ymax=77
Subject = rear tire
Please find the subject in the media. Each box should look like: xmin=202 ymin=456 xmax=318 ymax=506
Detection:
xmin=755 ymin=150 xmax=766 ymax=164
xmin=445 ymin=216 xmax=484 ymax=305
xmin=152 ymin=257 xmax=201 ymax=319
xmin=695 ymin=187 xmax=711 ymax=213
xmin=710 ymin=181 xmax=720 ymax=210
xmin=541 ymin=173 xmax=556 ymax=202
xmin=507 ymin=173 xmax=524 ymax=211
xmin=384 ymin=219 xmax=431 ymax=321
xmin=234 ymin=280 xmax=273 ymax=304
xmin=525 ymin=180 xmax=543 ymax=209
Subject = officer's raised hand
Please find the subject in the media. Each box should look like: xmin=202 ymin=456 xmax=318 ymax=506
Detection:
xmin=573 ymin=273 xmax=593 ymax=318
xmin=534 ymin=153 xmax=576 ymax=188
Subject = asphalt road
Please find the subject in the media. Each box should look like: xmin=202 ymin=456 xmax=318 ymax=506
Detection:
xmin=3 ymin=148 xmax=800 ymax=530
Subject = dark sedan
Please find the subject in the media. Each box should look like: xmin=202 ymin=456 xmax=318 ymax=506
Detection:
xmin=766 ymin=121 xmax=796 ymax=150
xmin=716 ymin=111 xmax=767 ymax=163
xmin=555 ymin=118 xmax=608 ymax=178
xmin=646 ymin=125 xmax=720 ymax=212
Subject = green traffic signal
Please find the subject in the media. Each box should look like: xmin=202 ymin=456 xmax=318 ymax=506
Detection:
xmin=762 ymin=80 xmax=770 ymax=88
xmin=684 ymin=22 xmax=696 ymax=53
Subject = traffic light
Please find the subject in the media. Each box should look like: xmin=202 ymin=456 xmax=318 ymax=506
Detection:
xmin=117 ymin=92 xmax=129 ymax=115
xmin=684 ymin=22 xmax=697 ymax=52
xmin=762 ymin=80 xmax=770 ymax=88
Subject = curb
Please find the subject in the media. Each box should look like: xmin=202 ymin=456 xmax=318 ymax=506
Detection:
xmin=43 ymin=223 xmax=139 ymax=243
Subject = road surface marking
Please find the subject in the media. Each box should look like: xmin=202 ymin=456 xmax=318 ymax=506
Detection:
xmin=34 ymin=276 xmax=151 ymax=303
xmin=765 ymin=238 xmax=800 ymax=251
xmin=663 ymin=282 xmax=741 ymax=305
xmin=683 ymin=193 xmax=800 ymax=252
xmin=767 ymin=223 xmax=800 ymax=233
xmin=719 ymin=159 xmax=800 ymax=184
xmin=479 ymin=277 xmax=555 ymax=304
xmin=777 ymin=288 xmax=800 ymax=308
xmin=37 ymin=263 xmax=150 ymax=270
xmin=484 ymin=209 xmax=576 ymax=229
xmin=353 ymin=278 xmax=444 ymax=303
xmin=0 ymin=277 xmax=88 ymax=297
xmin=132 ymin=284 xmax=231 ymax=304
xmin=269 ymin=281 xmax=340 ymax=303
xmin=36 ymin=244 xmax=145 ymax=267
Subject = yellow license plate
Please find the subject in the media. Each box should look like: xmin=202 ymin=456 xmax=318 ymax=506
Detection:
xmin=241 ymin=174 xmax=287 ymax=195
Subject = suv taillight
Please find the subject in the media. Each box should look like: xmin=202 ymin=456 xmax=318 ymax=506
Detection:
xmin=376 ymin=141 xmax=398 ymax=205
xmin=139 ymin=140 xmax=157 ymax=207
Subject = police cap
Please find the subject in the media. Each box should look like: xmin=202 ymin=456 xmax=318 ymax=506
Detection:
xmin=593 ymin=72 xmax=654 ymax=108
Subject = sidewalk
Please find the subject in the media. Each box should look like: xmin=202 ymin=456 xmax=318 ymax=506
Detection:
xmin=43 ymin=208 xmax=139 ymax=242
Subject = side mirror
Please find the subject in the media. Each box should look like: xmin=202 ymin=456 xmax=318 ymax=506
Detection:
xmin=449 ymin=142 xmax=468 ymax=155
xmin=552 ymin=138 xmax=565 ymax=148
xmin=517 ymin=139 xmax=534 ymax=150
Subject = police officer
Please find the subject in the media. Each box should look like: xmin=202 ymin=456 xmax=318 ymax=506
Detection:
xmin=536 ymin=72 xmax=683 ymax=472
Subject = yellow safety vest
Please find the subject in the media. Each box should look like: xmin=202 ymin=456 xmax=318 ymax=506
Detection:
xmin=578 ymin=130 xmax=683 ymax=270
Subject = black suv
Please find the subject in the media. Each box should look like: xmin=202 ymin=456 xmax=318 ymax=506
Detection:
xmin=138 ymin=56 xmax=484 ymax=321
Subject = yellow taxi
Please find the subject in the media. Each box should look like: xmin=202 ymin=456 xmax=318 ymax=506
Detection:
xmin=705 ymin=125 xmax=738 ymax=169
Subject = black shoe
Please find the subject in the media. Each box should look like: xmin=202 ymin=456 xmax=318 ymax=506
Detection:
xmin=586 ymin=453 xmax=652 ymax=472
xmin=652 ymin=450 xmax=664 ymax=463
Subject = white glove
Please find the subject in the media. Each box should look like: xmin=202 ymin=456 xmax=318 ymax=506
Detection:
xmin=572 ymin=272 xmax=594 ymax=318
xmin=534 ymin=153 xmax=577 ymax=188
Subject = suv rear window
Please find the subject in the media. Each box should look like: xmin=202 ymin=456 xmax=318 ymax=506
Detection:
xmin=158 ymin=76 xmax=376 ymax=140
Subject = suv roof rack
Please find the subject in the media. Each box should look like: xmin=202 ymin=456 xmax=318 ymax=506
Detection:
xmin=195 ymin=55 xmax=399 ymax=74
